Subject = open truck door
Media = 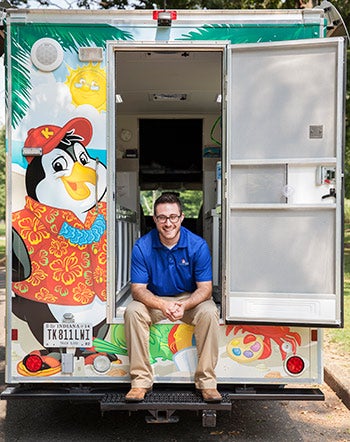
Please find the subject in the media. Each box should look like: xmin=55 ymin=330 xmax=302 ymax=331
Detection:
xmin=224 ymin=38 xmax=345 ymax=326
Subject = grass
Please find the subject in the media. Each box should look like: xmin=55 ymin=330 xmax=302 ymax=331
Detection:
xmin=324 ymin=221 xmax=350 ymax=353
xmin=325 ymin=200 xmax=350 ymax=353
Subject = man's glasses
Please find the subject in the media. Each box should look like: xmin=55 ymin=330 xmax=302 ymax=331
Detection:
xmin=155 ymin=214 xmax=182 ymax=224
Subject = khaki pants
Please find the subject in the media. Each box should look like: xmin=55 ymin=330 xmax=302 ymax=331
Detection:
xmin=124 ymin=294 xmax=219 ymax=389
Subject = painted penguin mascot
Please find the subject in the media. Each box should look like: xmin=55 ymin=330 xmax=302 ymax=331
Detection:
xmin=12 ymin=117 xmax=116 ymax=376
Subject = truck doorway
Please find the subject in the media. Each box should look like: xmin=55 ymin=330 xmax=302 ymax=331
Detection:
xmin=111 ymin=47 xmax=223 ymax=322
xmin=139 ymin=118 xmax=203 ymax=235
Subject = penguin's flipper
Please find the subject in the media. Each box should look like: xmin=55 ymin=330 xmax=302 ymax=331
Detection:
xmin=12 ymin=296 xmax=57 ymax=345
xmin=12 ymin=228 xmax=31 ymax=282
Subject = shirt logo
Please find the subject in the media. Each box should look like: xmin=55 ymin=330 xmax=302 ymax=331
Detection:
xmin=179 ymin=258 xmax=189 ymax=266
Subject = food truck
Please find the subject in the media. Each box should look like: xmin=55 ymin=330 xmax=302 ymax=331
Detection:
xmin=0 ymin=1 xmax=346 ymax=426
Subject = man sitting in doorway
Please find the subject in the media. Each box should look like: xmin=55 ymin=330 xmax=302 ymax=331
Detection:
xmin=124 ymin=192 xmax=221 ymax=403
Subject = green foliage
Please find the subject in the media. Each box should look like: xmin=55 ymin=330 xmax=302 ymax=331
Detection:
xmin=134 ymin=0 xmax=299 ymax=10
xmin=99 ymin=0 xmax=128 ymax=8
xmin=141 ymin=190 xmax=203 ymax=217
xmin=345 ymin=199 xmax=350 ymax=224
xmin=325 ymin=222 xmax=350 ymax=352
xmin=345 ymin=51 xmax=350 ymax=199
xmin=6 ymin=0 xmax=334 ymax=12
xmin=0 ymin=126 xmax=5 ymax=221
xmin=330 ymin=1 xmax=350 ymax=31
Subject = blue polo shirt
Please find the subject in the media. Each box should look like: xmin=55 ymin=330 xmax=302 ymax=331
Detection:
xmin=131 ymin=226 xmax=212 ymax=296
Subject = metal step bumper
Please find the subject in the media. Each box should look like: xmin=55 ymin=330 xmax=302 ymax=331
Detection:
xmin=1 ymin=384 xmax=324 ymax=427
xmin=1 ymin=384 xmax=325 ymax=402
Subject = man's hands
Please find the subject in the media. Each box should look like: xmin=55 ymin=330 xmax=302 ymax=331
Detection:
xmin=162 ymin=301 xmax=185 ymax=322
xmin=131 ymin=280 xmax=212 ymax=322
xmin=131 ymin=283 xmax=184 ymax=321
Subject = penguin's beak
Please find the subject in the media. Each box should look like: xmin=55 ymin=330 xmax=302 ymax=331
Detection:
xmin=61 ymin=162 xmax=97 ymax=200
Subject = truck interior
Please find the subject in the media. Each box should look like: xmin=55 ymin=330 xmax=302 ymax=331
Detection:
xmin=112 ymin=48 xmax=223 ymax=321
xmin=110 ymin=39 xmax=343 ymax=327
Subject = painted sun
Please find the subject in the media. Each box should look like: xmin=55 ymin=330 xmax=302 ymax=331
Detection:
xmin=65 ymin=63 xmax=107 ymax=112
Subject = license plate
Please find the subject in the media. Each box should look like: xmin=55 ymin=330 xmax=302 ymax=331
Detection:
xmin=43 ymin=323 xmax=93 ymax=348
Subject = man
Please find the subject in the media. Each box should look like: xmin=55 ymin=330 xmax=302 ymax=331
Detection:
xmin=124 ymin=192 xmax=221 ymax=403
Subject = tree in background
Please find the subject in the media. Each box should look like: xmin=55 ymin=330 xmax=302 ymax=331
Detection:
xmin=0 ymin=126 xmax=5 ymax=220
xmin=141 ymin=190 xmax=202 ymax=218
xmin=135 ymin=1 xmax=310 ymax=10
xmin=5 ymin=0 xmax=348 ymax=19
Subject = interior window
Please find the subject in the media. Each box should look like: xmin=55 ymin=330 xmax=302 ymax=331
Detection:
xmin=140 ymin=190 xmax=202 ymax=216
xmin=140 ymin=190 xmax=203 ymax=236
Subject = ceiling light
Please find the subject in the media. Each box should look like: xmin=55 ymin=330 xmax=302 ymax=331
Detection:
xmin=149 ymin=93 xmax=187 ymax=102
xmin=115 ymin=94 xmax=123 ymax=103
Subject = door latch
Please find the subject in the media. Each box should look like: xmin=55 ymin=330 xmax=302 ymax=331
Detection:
xmin=322 ymin=187 xmax=336 ymax=200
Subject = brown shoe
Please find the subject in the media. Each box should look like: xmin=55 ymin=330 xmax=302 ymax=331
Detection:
xmin=200 ymin=388 xmax=222 ymax=403
xmin=125 ymin=387 xmax=151 ymax=402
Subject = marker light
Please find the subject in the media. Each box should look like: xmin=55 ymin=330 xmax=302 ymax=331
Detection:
xmin=153 ymin=10 xmax=177 ymax=27
xmin=285 ymin=355 xmax=305 ymax=376
xmin=11 ymin=329 xmax=18 ymax=340
xmin=23 ymin=354 xmax=43 ymax=372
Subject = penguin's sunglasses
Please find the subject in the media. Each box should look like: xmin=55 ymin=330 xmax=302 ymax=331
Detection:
xmin=155 ymin=214 xmax=182 ymax=224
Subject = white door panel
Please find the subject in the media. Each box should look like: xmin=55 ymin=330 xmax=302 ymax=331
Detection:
xmin=225 ymin=38 xmax=344 ymax=325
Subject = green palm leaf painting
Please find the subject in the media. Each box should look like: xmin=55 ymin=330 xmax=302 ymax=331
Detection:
xmin=178 ymin=23 xmax=320 ymax=43
xmin=9 ymin=23 xmax=133 ymax=128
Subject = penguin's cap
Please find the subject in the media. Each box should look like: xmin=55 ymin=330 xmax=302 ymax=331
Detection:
xmin=24 ymin=117 xmax=93 ymax=164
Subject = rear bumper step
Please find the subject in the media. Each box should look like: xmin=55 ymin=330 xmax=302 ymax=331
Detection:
xmin=1 ymin=385 xmax=324 ymax=427
xmin=101 ymin=390 xmax=232 ymax=412
xmin=1 ymin=385 xmax=325 ymax=403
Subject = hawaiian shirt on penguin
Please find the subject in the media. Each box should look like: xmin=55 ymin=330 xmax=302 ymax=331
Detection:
xmin=12 ymin=196 xmax=107 ymax=306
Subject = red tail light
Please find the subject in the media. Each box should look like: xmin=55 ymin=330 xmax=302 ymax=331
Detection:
xmin=285 ymin=355 xmax=305 ymax=375
xmin=23 ymin=354 xmax=43 ymax=372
